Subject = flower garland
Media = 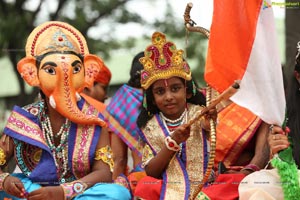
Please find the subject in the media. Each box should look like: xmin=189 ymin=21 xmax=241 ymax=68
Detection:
xmin=271 ymin=116 xmax=300 ymax=200
xmin=271 ymin=146 xmax=300 ymax=200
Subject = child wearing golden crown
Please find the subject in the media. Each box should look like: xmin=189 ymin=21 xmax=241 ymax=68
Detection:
xmin=0 ymin=21 xmax=131 ymax=200
xmin=133 ymin=32 xmax=217 ymax=199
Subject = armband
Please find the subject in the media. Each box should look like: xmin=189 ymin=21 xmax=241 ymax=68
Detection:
xmin=94 ymin=145 xmax=114 ymax=172
xmin=0 ymin=173 xmax=10 ymax=191
xmin=0 ymin=147 xmax=7 ymax=166
xmin=61 ymin=180 xmax=88 ymax=199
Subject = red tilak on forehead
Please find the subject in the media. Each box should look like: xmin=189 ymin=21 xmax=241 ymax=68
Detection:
xmin=164 ymin=79 xmax=168 ymax=87
xmin=61 ymin=56 xmax=65 ymax=59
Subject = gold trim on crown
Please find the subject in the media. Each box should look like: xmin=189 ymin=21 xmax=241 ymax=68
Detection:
xmin=25 ymin=21 xmax=89 ymax=57
xmin=140 ymin=32 xmax=191 ymax=89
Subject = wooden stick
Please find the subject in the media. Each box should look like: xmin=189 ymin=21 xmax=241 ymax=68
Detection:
xmin=187 ymin=81 xmax=240 ymax=127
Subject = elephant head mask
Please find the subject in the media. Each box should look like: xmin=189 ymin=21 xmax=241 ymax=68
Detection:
xmin=17 ymin=21 xmax=106 ymax=127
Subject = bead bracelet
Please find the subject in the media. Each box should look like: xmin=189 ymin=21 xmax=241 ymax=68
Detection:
xmin=61 ymin=180 xmax=88 ymax=199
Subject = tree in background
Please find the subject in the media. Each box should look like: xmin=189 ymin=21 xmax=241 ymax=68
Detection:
xmin=0 ymin=0 xmax=207 ymax=110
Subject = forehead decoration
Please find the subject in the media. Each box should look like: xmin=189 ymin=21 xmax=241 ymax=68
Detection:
xmin=26 ymin=21 xmax=89 ymax=57
xmin=139 ymin=32 xmax=191 ymax=89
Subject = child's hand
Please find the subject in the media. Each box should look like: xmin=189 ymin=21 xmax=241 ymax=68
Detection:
xmin=3 ymin=175 xmax=26 ymax=199
xmin=268 ymin=125 xmax=290 ymax=157
xmin=206 ymin=106 xmax=218 ymax=122
xmin=171 ymin=124 xmax=190 ymax=144
xmin=201 ymin=106 xmax=217 ymax=131
xmin=27 ymin=186 xmax=65 ymax=200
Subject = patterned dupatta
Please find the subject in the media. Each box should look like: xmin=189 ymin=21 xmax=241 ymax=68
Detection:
xmin=3 ymin=99 xmax=101 ymax=184
xmin=103 ymin=84 xmax=143 ymax=156
xmin=139 ymin=104 xmax=208 ymax=199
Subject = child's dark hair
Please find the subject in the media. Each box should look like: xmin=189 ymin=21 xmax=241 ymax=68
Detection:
xmin=127 ymin=51 xmax=144 ymax=88
xmin=137 ymin=77 xmax=206 ymax=128
xmin=287 ymin=48 xmax=300 ymax=167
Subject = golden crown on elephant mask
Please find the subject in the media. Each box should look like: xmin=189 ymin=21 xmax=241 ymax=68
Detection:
xmin=17 ymin=21 xmax=107 ymax=127
xmin=139 ymin=32 xmax=191 ymax=89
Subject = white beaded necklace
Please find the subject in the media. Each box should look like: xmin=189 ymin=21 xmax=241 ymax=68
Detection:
xmin=41 ymin=115 xmax=70 ymax=182
xmin=159 ymin=109 xmax=187 ymax=124
xmin=160 ymin=109 xmax=188 ymax=135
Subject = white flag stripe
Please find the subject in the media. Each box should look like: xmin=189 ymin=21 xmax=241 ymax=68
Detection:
xmin=231 ymin=4 xmax=286 ymax=125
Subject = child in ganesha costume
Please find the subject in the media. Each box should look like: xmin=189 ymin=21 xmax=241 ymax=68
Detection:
xmin=0 ymin=21 xmax=130 ymax=200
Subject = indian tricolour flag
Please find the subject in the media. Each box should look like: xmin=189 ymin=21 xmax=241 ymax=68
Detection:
xmin=205 ymin=0 xmax=286 ymax=126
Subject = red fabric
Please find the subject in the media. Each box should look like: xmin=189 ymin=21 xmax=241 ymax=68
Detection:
xmin=202 ymin=174 xmax=246 ymax=200
xmin=134 ymin=174 xmax=246 ymax=199
xmin=127 ymin=171 xmax=147 ymax=194
xmin=134 ymin=176 xmax=162 ymax=200
xmin=95 ymin=64 xmax=111 ymax=85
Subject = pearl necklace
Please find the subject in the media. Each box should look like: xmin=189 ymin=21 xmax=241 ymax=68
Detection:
xmin=41 ymin=115 xmax=70 ymax=182
xmin=159 ymin=109 xmax=187 ymax=124
xmin=160 ymin=110 xmax=187 ymax=134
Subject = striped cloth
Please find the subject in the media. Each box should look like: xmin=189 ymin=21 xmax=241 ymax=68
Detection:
xmin=103 ymin=84 xmax=143 ymax=156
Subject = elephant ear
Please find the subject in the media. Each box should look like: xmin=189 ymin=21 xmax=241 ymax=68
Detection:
xmin=17 ymin=56 xmax=40 ymax=86
xmin=84 ymin=54 xmax=104 ymax=88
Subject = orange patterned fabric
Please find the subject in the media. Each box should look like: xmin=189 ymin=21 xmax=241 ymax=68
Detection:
xmin=81 ymin=93 xmax=106 ymax=112
xmin=214 ymin=103 xmax=261 ymax=169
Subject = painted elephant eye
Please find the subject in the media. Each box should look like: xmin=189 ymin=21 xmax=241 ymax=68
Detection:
xmin=73 ymin=64 xmax=82 ymax=74
xmin=44 ymin=66 xmax=56 ymax=75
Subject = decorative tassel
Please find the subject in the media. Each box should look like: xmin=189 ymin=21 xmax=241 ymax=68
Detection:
xmin=192 ymin=80 xmax=197 ymax=96
xmin=143 ymin=93 xmax=147 ymax=110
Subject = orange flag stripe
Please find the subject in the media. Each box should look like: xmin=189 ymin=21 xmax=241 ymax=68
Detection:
xmin=205 ymin=0 xmax=262 ymax=93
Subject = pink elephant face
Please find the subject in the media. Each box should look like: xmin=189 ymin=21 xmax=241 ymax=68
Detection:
xmin=38 ymin=53 xmax=85 ymax=97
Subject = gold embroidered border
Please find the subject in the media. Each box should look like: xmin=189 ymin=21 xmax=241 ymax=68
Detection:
xmin=6 ymin=111 xmax=46 ymax=146
xmin=72 ymin=102 xmax=98 ymax=178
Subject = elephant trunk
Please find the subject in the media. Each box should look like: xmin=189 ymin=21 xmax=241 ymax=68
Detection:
xmin=49 ymin=63 xmax=107 ymax=128
xmin=50 ymin=94 xmax=107 ymax=127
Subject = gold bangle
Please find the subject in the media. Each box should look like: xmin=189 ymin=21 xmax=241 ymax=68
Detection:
xmin=94 ymin=145 xmax=114 ymax=172
xmin=0 ymin=147 xmax=7 ymax=166
xmin=0 ymin=173 xmax=10 ymax=191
